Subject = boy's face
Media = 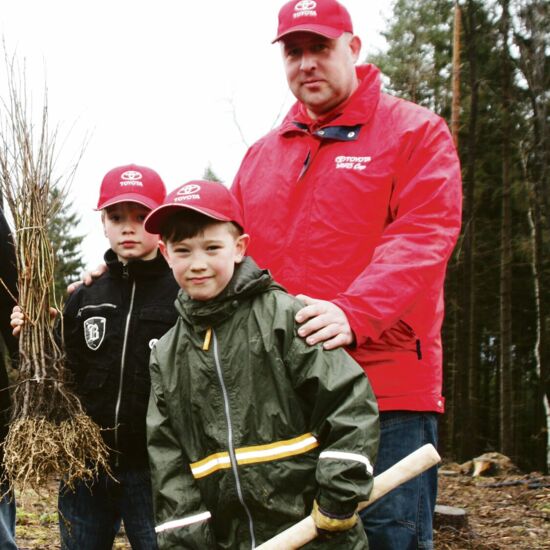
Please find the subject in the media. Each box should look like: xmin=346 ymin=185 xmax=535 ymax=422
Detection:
xmin=160 ymin=223 xmax=249 ymax=301
xmin=102 ymin=202 xmax=159 ymax=263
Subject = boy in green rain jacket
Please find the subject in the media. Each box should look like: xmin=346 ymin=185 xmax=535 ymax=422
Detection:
xmin=145 ymin=180 xmax=379 ymax=549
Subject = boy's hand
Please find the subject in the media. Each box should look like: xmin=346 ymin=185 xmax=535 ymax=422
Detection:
xmin=67 ymin=263 xmax=108 ymax=294
xmin=295 ymin=295 xmax=355 ymax=350
xmin=10 ymin=305 xmax=58 ymax=337
xmin=311 ymin=500 xmax=357 ymax=534
xmin=10 ymin=305 xmax=24 ymax=337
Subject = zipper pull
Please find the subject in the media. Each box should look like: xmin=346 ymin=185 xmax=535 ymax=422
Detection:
xmin=203 ymin=327 xmax=212 ymax=351
xmin=298 ymin=149 xmax=311 ymax=180
xmin=122 ymin=264 xmax=129 ymax=279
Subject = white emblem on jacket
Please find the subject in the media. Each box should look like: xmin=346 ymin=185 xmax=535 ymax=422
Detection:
xmin=84 ymin=317 xmax=106 ymax=351
xmin=334 ymin=155 xmax=372 ymax=171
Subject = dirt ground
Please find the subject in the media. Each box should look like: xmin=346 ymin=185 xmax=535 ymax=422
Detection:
xmin=435 ymin=466 xmax=549 ymax=549
xmin=15 ymin=480 xmax=130 ymax=550
xmin=13 ymin=467 xmax=550 ymax=549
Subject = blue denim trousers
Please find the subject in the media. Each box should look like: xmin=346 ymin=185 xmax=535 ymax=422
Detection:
xmin=360 ymin=411 xmax=438 ymax=550
xmin=58 ymin=466 xmax=158 ymax=550
xmin=0 ymin=484 xmax=16 ymax=550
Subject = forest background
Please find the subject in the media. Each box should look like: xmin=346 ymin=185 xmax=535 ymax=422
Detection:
xmin=369 ymin=0 xmax=550 ymax=474
xmin=1 ymin=0 xmax=549 ymax=475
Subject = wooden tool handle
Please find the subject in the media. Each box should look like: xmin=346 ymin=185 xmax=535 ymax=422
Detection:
xmin=257 ymin=443 xmax=441 ymax=550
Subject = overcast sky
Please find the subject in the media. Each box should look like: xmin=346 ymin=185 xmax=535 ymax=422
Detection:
xmin=1 ymin=0 xmax=392 ymax=268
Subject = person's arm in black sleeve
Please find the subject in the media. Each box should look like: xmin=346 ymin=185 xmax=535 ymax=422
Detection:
xmin=0 ymin=209 xmax=18 ymax=361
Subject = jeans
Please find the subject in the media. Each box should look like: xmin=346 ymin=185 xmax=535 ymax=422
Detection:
xmin=0 ymin=484 xmax=16 ymax=550
xmin=360 ymin=412 xmax=438 ymax=550
xmin=59 ymin=467 xmax=158 ymax=550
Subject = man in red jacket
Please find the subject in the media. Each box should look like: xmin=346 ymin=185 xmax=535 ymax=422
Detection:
xmin=231 ymin=0 xmax=462 ymax=548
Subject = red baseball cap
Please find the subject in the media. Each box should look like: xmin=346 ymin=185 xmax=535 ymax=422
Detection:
xmin=144 ymin=180 xmax=244 ymax=234
xmin=95 ymin=164 xmax=166 ymax=210
xmin=272 ymin=0 xmax=353 ymax=43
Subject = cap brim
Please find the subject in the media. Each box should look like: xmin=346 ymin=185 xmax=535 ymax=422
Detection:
xmin=144 ymin=204 xmax=232 ymax=235
xmin=272 ymin=24 xmax=344 ymax=43
xmin=95 ymin=194 xmax=158 ymax=211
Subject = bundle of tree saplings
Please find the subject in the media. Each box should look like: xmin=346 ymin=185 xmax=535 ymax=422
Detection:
xmin=0 ymin=54 xmax=110 ymax=492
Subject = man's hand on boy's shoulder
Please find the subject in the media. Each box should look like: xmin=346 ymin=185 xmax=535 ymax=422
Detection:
xmin=67 ymin=263 xmax=108 ymax=294
xmin=295 ymin=295 xmax=355 ymax=350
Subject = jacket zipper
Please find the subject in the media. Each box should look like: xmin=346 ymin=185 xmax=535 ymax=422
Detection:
xmin=298 ymin=138 xmax=322 ymax=181
xmin=211 ymin=329 xmax=256 ymax=549
xmin=416 ymin=339 xmax=422 ymax=360
xmin=114 ymin=269 xmax=136 ymax=467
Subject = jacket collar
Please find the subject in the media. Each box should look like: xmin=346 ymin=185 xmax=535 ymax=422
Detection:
xmin=279 ymin=64 xmax=381 ymax=138
xmin=104 ymin=248 xmax=170 ymax=280
xmin=175 ymin=256 xmax=283 ymax=330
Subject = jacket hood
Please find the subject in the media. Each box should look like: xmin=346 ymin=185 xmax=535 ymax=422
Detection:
xmin=176 ymin=256 xmax=284 ymax=330
xmin=280 ymin=64 xmax=381 ymax=133
xmin=104 ymin=248 xmax=170 ymax=281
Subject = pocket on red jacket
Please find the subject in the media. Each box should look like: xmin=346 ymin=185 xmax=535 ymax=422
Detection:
xmin=364 ymin=320 xmax=420 ymax=357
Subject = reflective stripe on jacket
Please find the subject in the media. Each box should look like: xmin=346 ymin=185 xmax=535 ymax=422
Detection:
xmin=232 ymin=64 xmax=463 ymax=413
xmin=147 ymin=258 xmax=379 ymax=549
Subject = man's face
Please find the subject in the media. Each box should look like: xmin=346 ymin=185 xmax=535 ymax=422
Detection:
xmin=281 ymin=32 xmax=361 ymax=119
xmin=160 ymin=223 xmax=249 ymax=301
xmin=102 ymin=202 xmax=159 ymax=263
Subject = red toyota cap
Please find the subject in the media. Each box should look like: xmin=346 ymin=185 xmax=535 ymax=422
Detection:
xmin=272 ymin=0 xmax=353 ymax=43
xmin=95 ymin=164 xmax=166 ymax=210
xmin=144 ymin=180 xmax=244 ymax=234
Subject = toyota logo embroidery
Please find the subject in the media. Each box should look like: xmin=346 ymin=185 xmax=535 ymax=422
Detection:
xmin=177 ymin=184 xmax=202 ymax=196
xmin=121 ymin=170 xmax=143 ymax=181
xmin=295 ymin=0 xmax=316 ymax=11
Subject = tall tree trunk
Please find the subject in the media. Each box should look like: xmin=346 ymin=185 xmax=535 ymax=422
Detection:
xmin=498 ymin=0 xmax=514 ymax=459
xmin=464 ymin=0 xmax=480 ymax=459
xmin=451 ymin=2 xmax=462 ymax=146
xmin=452 ymin=0 xmax=480 ymax=460
xmin=444 ymin=0 xmax=463 ymax=459
xmin=515 ymin=0 xmax=550 ymax=422
xmin=527 ymin=205 xmax=550 ymax=469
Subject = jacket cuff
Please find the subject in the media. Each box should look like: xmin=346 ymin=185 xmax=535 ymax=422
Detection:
xmin=316 ymin=492 xmax=358 ymax=519
xmin=331 ymin=298 xmax=377 ymax=347
xmin=311 ymin=500 xmax=357 ymax=532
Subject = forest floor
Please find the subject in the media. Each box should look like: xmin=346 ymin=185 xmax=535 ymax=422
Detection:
xmin=12 ymin=464 xmax=550 ymax=549
xmin=434 ymin=458 xmax=549 ymax=549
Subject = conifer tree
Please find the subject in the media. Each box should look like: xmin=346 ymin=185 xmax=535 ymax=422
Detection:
xmin=372 ymin=0 xmax=547 ymax=471
xmin=202 ymin=164 xmax=223 ymax=183
xmin=48 ymin=188 xmax=85 ymax=301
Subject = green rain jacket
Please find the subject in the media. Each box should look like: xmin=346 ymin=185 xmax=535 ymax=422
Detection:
xmin=147 ymin=257 xmax=379 ymax=549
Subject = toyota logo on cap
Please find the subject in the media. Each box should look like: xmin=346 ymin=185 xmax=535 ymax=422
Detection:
xmin=178 ymin=184 xmax=201 ymax=196
xmin=295 ymin=0 xmax=316 ymax=10
xmin=121 ymin=170 xmax=143 ymax=181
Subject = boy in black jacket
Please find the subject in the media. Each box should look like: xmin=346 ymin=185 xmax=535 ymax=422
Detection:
xmin=13 ymin=165 xmax=180 ymax=549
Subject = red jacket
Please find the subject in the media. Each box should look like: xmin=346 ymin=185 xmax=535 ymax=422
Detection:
xmin=232 ymin=64 xmax=462 ymax=413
